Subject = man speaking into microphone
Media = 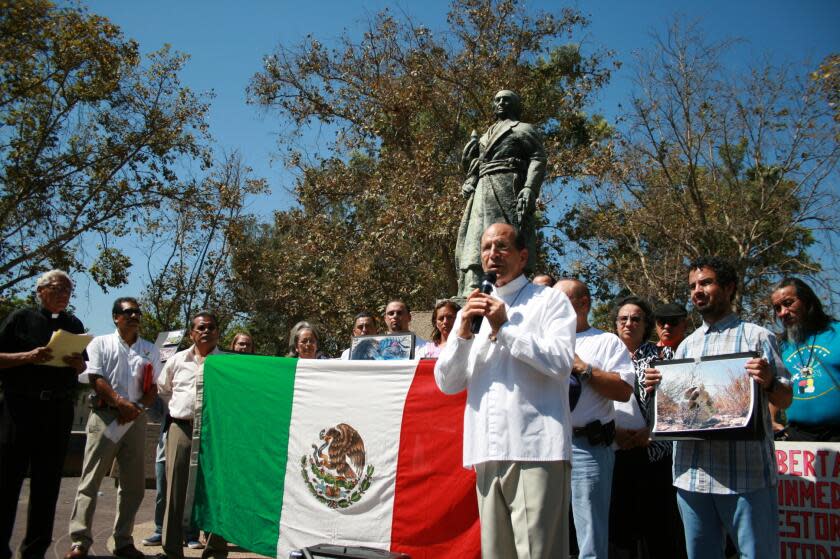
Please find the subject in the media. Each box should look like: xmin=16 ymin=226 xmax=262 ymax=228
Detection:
xmin=435 ymin=223 xmax=577 ymax=559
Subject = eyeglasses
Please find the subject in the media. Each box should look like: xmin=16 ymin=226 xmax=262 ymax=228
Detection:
xmin=616 ymin=315 xmax=642 ymax=324
xmin=656 ymin=317 xmax=684 ymax=327
xmin=42 ymin=283 xmax=72 ymax=294
xmin=116 ymin=308 xmax=142 ymax=317
xmin=193 ymin=324 xmax=217 ymax=332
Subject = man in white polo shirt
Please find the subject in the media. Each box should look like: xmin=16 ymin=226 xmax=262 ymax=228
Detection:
xmin=66 ymin=297 xmax=160 ymax=559
xmin=555 ymin=279 xmax=635 ymax=559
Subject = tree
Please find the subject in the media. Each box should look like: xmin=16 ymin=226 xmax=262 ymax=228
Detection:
xmin=813 ymin=53 xmax=839 ymax=131
xmin=557 ymin=20 xmax=839 ymax=322
xmin=0 ymin=0 xmax=211 ymax=294
xmin=237 ymin=0 xmax=614 ymax=352
xmin=138 ymin=152 xmax=267 ymax=343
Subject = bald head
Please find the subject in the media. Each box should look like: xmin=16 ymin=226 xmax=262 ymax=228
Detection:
xmin=555 ymin=279 xmax=591 ymax=332
xmin=532 ymin=274 xmax=554 ymax=287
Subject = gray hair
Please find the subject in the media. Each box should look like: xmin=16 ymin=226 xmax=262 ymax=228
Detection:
xmin=287 ymin=321 xmax=320 ymax=357
xmin=35 ymin=269 xmax=73 ymax=304
xmin=36 ymin=269 xmax=73 ymax=290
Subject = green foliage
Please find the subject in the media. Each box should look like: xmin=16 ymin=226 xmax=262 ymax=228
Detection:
xmin=812 ymin=53 xmax=840 ymax=132
xmin=239 ymin=0 xmax=614 ymax=351
xmin=555 ymin=21 xmax=839 ymax=322
xmin=138 ymin=152 xmax=267 ymax=344
xmin=0 ymin=0 xmax=211 ymax=294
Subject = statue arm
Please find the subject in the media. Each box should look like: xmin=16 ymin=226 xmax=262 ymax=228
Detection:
xmin=516 ymin=125 xmax=547 ymax=220
xmin=460 ymin=131 xmax=482 ymax=198
xmin=521 ymin=124 xmax=547 ymax=196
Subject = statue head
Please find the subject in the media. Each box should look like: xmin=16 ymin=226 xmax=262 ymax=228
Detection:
xmin=493 ymin=90 xmax=522 ymax=120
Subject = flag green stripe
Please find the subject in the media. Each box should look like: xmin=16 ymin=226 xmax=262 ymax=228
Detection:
xmin=194 ymin=354 xmax=298 ymax=557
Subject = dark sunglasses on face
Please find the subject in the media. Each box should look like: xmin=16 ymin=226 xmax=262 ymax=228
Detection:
xmin=656 ymin=317 xmax=683 ymax=326
xmin=116 ymin=308 xmax=142 ymax=317
xmin=193 ymin=324 xmax=217 ymax=332
xmin=616 ymin=316 xmax=642 ymax=324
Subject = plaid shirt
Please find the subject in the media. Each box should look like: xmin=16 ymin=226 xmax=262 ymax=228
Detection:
xmin=672 ymin=313 xmax=788 ymax=494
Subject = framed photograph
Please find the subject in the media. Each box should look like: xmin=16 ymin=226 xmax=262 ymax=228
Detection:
xmin=349 ymin=334 xmax=416 ymax=360
xmin=651 ymin=351 xmax=764 ymax=440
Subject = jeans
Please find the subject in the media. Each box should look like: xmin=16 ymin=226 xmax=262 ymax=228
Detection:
xmin=676 ymin=486 xmax=779 ymax=559
xmin=570 ymin=437 xmax=615 ymax=559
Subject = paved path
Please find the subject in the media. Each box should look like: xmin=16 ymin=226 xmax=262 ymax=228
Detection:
xmin=10 ymin=478 xmax=269 ymax=559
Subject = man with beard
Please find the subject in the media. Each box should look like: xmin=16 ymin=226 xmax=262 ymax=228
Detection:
xmin=645 ymin=257 xmax=792 ymax=559
xmin=770 ymin=277 xmax=839 ymax=441
xmin=66 ymin=298 xmax=160 ymax=559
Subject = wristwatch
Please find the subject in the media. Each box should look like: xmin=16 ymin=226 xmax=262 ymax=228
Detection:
xmin=579 ymin=363 xmax=593 ymax=382
xmin=135 ymin=402 xmax=147 ymax=411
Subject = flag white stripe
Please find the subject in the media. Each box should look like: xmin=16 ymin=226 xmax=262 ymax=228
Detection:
xmin=276 ymin=359 xmax=417 ymax=556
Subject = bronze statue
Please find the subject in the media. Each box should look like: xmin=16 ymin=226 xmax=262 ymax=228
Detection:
xmin=456 ymin=90 xmax=547 ymax=296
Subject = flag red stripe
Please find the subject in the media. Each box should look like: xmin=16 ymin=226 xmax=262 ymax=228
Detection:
xmin=390 ymin=359 xmax=481 ymax=558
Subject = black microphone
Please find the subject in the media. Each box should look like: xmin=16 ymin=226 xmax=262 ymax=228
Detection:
xmin=471 ymin=271 xmax=497 ymax=334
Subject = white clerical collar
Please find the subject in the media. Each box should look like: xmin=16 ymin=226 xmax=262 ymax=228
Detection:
xmin=494 ymin=274 xmax=528 ymax=298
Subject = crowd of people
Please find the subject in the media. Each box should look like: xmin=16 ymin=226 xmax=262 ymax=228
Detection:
xmin=0 ymin=222 xmax=837 ymax=559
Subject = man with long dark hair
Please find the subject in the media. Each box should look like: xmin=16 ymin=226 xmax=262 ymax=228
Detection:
xmin=771 ymin=277 xmax=839 ymax=441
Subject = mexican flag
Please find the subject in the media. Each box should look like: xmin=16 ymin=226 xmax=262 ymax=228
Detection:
xmin=193 ymin=355 xmax=480 ymax=558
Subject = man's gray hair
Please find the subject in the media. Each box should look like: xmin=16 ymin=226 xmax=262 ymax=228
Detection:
xmin=35 ymin=269 xmax=73 ymax=290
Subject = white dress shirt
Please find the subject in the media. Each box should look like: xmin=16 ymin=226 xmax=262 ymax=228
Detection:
xmin=570 ymin=327 xmax=635 ymax=428
xmin=157 ymin=345 xmax=221 ymax=420
xmin=80 ymin=330 xmax=161 ymax=402
xmin=434 ymin=274 xmax=577 ymax=467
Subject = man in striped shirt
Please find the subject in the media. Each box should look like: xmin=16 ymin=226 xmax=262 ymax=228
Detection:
xmin=645 ymin=257 xmax=792 ymax=559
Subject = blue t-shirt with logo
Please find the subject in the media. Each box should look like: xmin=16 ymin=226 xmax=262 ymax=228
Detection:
xmin=780 ymin=321 xmax=840 ymax=427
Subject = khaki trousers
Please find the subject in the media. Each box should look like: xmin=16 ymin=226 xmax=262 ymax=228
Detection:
xmin=475 ymin=460 xmax=571 ymax=559
xmin=68 ymin=409 xmax=147 ymax=550
xmin=162 ymin=420 xmax=227 ymax=559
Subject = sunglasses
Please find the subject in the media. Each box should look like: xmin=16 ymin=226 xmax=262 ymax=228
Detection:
xmin=656 ymin=317 xmax=684 ymax=326
xmin=193 ymin=324 xmax=217 ymax=332
xmin=616 ymin=316 xmax=642 ymax=324
xmin=116 ymin=308 xmax=142 ymax=317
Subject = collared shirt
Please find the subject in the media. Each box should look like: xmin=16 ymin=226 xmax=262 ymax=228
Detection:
xmin=157 ymin=345 xmax=221 ymax=420
xmin=434 ymin=274 xmax=577 ymax=467
xmin=571 ymin=327 xmax=635 ymax=428
xmin=0 ymin=307 xmax=85 ymax=392
xmin=79 ymin=330 xmax=161 ymax=402
xmin=672 ymin=313 xmax=789 ymax=494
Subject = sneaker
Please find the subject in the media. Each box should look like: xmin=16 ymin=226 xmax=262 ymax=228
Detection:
xmin=141 ymin=533 xmax=162 ymax=546
xmin=185 ymin=541 xmax=204 ymax=550
xmin=114 ymin=545 xmax=145 ymax=559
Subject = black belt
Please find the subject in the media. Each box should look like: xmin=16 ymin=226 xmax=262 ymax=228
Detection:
xmin=572 ymin=420 xmax=615 ymax=446
xmin=172 ymin=417 xmax=194 ymax=429
xmin=2 ymin=388 xmax=74 ymax=401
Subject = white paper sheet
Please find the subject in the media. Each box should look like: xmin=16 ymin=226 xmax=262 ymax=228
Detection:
xmin=44 ymin=329 xmax=93 ymax=367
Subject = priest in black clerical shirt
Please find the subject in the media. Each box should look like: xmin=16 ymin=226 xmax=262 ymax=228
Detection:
xmin=0 ymin=269 xmax=86 ymax=559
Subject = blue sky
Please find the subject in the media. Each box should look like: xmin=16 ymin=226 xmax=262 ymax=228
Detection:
xmin=61 ymin=0 xmax=838 ymax=335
